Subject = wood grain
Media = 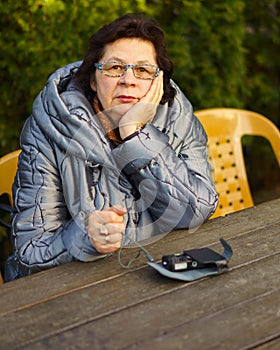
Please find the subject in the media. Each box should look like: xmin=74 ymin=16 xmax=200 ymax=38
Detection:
xmin=0 ymin=198 xmax=279 ymax=350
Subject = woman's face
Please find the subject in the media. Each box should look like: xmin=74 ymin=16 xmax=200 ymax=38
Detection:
xmin=90 ymin=38 xmax=158 ymax=119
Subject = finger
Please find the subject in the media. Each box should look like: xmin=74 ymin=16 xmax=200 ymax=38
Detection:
xmin=93 ymin=241 xmax=121 ymax=254
xmin=104 ymin=232 xmax=123 ymax=244
xmin=158 ymin=71 xmax=164 ymax=101
xmin=144 ymin=70 xmax=163 ymax=104
xmin=106 ymin=206 xmax=127 ymax=216
xmin=152 ymin=71 xmax=164 ymax=104
xmin=92 ymin=223 xmax=124 ymax=241
xmin=89 ymin=229 xmax=122 ymax=246
xmin=99 ymin=224 xmax=109 ymax=236
xmin=96 ymin=244 xmax=121 ymax=255
xmin=93 ymin=234 xmax=123 ymax=254
xmin=104 ymin=222 xmax=126 ymax=235
xmin=92 ymin=210 xmax=125 ymax=224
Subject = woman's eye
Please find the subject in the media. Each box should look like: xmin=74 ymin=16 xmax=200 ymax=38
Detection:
xmin=111 ymin=65 xmax=123 ymax=71
xmin=136 ymin=66 xmax=148 ymax=73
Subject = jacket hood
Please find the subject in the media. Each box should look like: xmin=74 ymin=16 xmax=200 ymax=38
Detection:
xmin=31 ymin=61 xmax=116 ymax=164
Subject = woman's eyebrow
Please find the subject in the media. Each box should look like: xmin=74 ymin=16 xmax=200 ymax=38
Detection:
xmin=105 ymin=57 xmax=152 ymax=64
xmin=105 ymin=56 xmax=123 ymax=62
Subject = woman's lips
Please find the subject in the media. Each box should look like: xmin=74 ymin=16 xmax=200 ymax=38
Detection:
xmin=117 ymin=95 xmax=137 ymax=103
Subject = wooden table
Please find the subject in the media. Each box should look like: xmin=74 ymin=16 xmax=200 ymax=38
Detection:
xmin=0 ymin=198 xmax=279 ymax=350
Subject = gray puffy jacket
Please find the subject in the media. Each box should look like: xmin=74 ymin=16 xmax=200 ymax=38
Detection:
xmin=8 ymin=62 xmax=218 ymax=279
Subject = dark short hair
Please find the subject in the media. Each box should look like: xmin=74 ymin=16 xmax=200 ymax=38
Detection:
xmin=72 ymin=13 xmax=176 ymax=105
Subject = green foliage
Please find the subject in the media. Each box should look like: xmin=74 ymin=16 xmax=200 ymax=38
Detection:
xmin=243 ymin=0 xmax=280 ymax=125
xmin=0 ymin=0 xmax=145 ymax=154
xmin=152 ymin=0 xmax=247 ymax=109
xmin=0 ymin=0 xmax=279 ymax=156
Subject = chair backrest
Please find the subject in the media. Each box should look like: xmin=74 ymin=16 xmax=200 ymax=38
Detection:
xmin=0 ymin=149 xmax=21 ymax=205
xmin=0 ymin=149 xmax=20 ymax=284
xmin=195 ymin=108 xmax=280 ymax=219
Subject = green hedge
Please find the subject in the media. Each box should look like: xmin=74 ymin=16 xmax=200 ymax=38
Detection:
xmin=1 ymin=0 xmax=279 ymax=155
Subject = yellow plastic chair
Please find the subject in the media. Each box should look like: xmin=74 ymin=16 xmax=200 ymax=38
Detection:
xmin=0 ymin=149 xmax=20 ymax=284
xmin=0 ymin=149 xmax=21 ymax=205
xmin=195 ymin=108 xmax=280 ymax=219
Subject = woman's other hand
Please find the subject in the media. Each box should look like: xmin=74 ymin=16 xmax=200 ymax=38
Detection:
xmin=119 ymin=70 xmax=164 ymax=139
xmin=86 ymin=206 xmax=127 ymax=254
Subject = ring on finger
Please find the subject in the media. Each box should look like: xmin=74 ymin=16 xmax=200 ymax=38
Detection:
xmin=100 ymin=224 xmax=108 ymax=235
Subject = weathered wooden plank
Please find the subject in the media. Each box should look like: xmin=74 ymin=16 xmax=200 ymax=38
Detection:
xmin=0 ymin=198 xmax=279 ymax=317
xmin=131 ymin=289 xmax=280 ymax=350
xmin=254 ymin=337 xmax=280 ymax=350
xmin=1 ymin=224 xmax=279 ymax=350
xmin=15 ymin=254 xmax=280 ymax=350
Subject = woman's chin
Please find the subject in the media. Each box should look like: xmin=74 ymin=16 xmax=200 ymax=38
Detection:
xmin=107 ymin=103 xmax=133 ymax=120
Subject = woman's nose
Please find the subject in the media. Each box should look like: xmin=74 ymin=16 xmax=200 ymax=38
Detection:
xmin=119 ymin=67 xmax=137 ymax=85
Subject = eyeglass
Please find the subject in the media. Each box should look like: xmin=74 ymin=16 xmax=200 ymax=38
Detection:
xmin=94 ymin=61 xmax=160 ymax=80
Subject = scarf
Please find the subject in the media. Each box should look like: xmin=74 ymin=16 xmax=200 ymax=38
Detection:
xmin=93 ymin=96 xmax=123 ymax=147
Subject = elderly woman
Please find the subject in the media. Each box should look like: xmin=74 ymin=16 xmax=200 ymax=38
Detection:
xmin=4 ymin=14 xmax=218 ymax=281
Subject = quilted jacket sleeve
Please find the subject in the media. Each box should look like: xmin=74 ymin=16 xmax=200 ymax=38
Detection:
xmin=111 ymin=111 xmax=218 ymax=233
xmin=11 ymin=117 xmax=102 ymax=277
